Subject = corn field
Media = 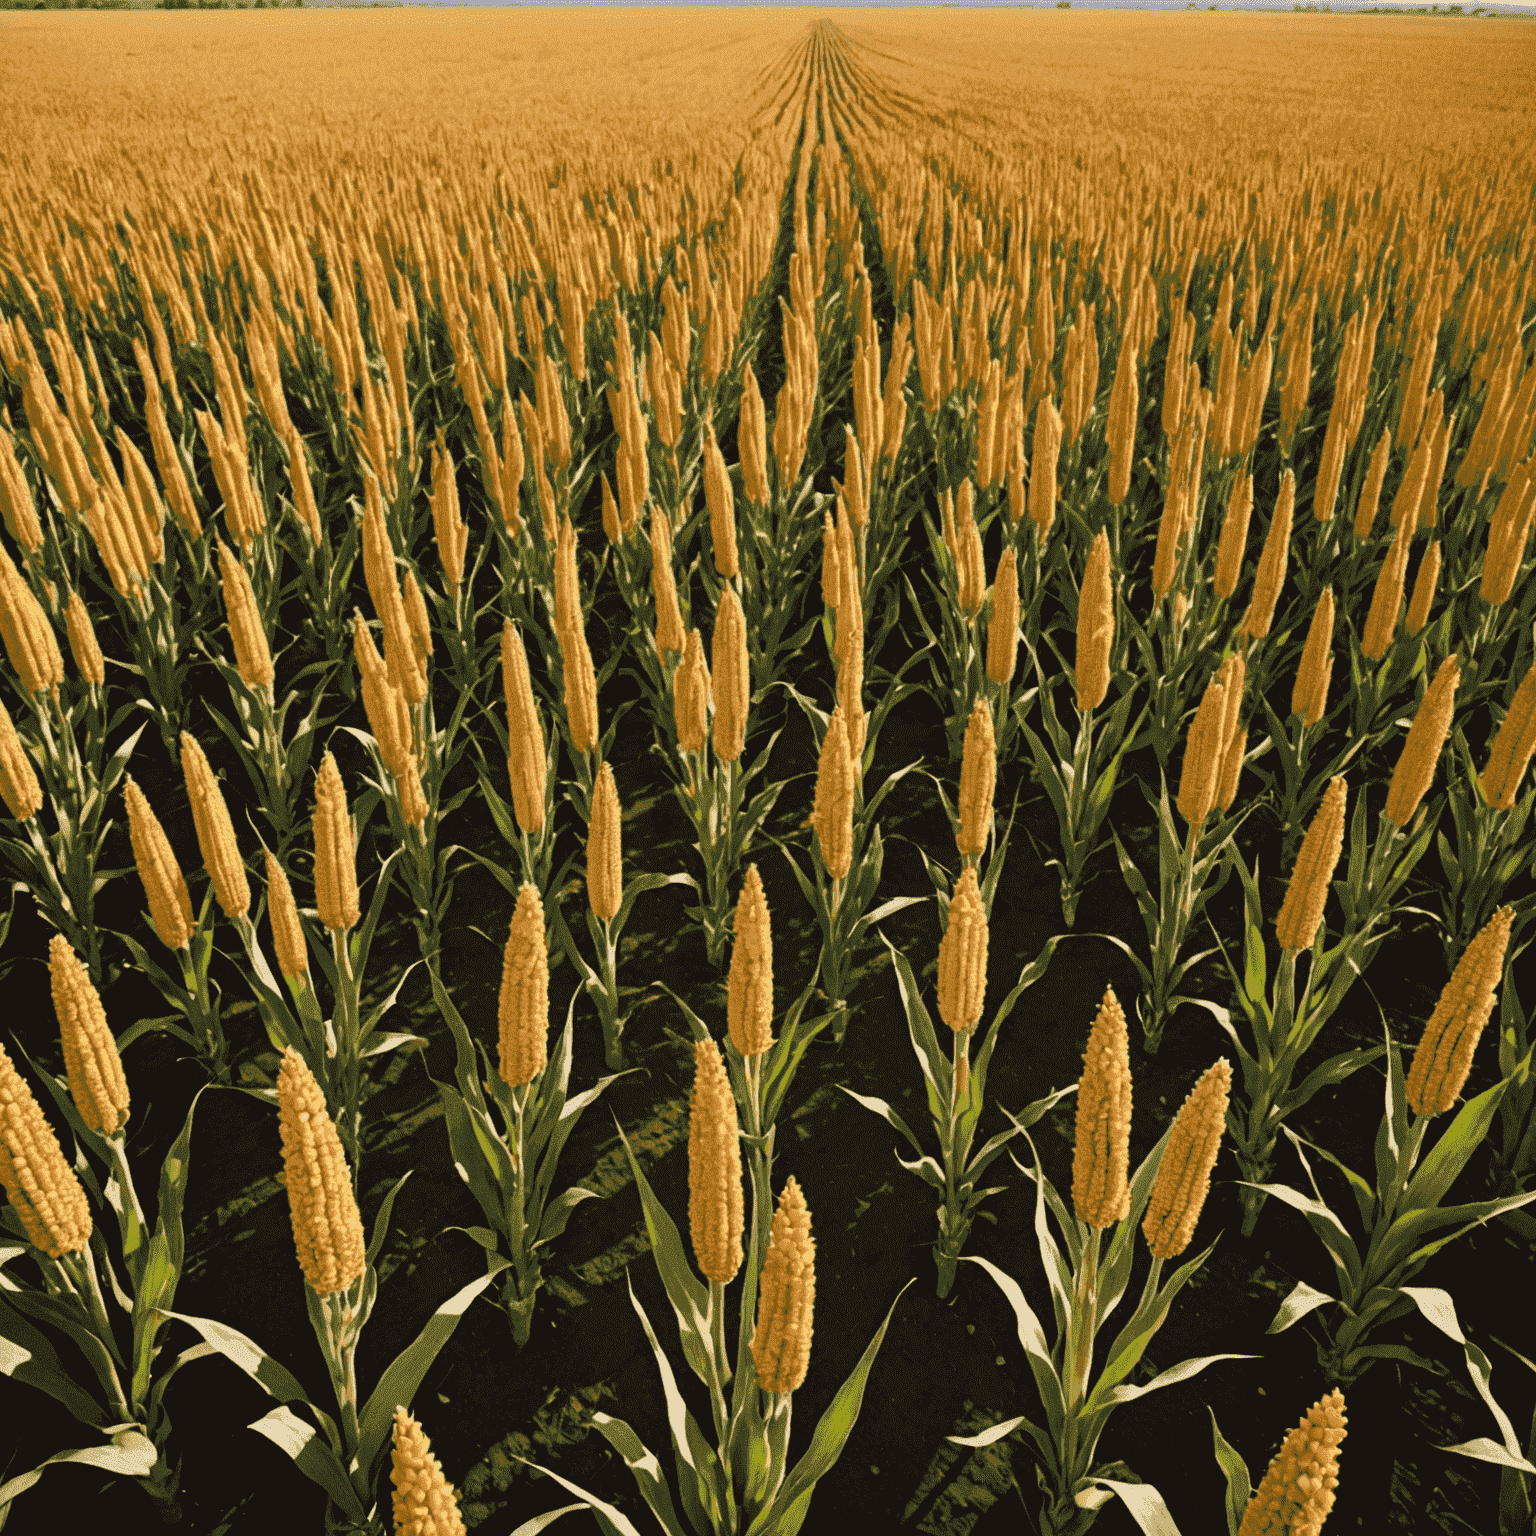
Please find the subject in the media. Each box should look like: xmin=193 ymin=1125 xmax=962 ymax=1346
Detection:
xmin=2 ymin=8 xmax=1536 ymax=1534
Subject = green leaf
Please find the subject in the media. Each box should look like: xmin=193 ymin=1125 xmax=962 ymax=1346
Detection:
xmin=511 ymin=1447 xmax=651 ymax=1536
xmin=1265 ymin=1278 xmax=1335 ymax=1335
xmin=0 ymin=1429 xmax=159 ymax=1513
xmin=0 ymin=1293 xmax=107 ymax=1428
xmin=153 ymin=1308 xmax=315 ymax=1406
xmin=1091 ymin=1476 xmax=1185 ymax=1536
xmin=1208 ymin=1406 xmax=1252 ymax=1536
xmin=247 ymin=1404 xmax=367 ymax=1522
xmin=365 ymin=1171 xmax=412 ymax=1269
xmin=1400 ymin=1076 xmax=1512 ymax=1216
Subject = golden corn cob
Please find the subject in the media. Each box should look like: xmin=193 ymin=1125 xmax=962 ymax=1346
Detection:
xmin=812 ymin=706 xmax=855 ymax=881
xmin=0 ymin=1039 xmax=94 ymax=1258
xmin=429 ymin=431 xmax=468 ymax=595
xmin=125 ymin=775 xmax=195 ymax=950
xmin=1360 ymin=518 xmax=1411 ymax=662
xmin=276 ymin=1046 xmax=366 ymax=1296
xmin=401 ymin=567 xmax=433 ymax=671
xmin=1177 ymin=678 xmax=1227 ymax=829
xmin=688 ymin=1037 xmax=745 ymax=1285
xmin=50 ymin=934 xmax=129 ymax=1137
xmin=1383 ymin=654 xmax=1459 ymax=829
xmin=498 ymin=883 xmax=549 ymax=1089
xmin=500 ymin=621 xmax=546 ymax=835
xmin=728 ymin=863 xmax=775 ymax=1059
xmin=0 ymin=695 xmax=42 ymax=821
xmin=704 ymin=418 xmax=739 ymax=579
xmin=1243 ymin=470 xmax=1295 ymax=642
xmin=987 ymin=545 xmax=1019 ymax=686
xmin=217 ymin=540 xmax=274 ymax=691
xmin=355 ymin=612 xmax=414 ymax=779
xmin=954 ymin=479 xmax=985 ymax=619
xmin=675 ymin=626 xmax=710 ymax=756
xmin=0 ymin=556 xmax=64 ymax=695
xmin=1353 ymin=429 xmax=1392 ymax=542
xmin=1237 ymin=1390 xmax=1347 ymax=1536
xmin=1141 ymin=1057 xmax=1230 ymax=1260
xmin=937 ymin=865 xmax=988 ymax=1034
xmin=738 ymin=360 xmax=771 ymax=508
xmin=711 ymin=584 xmax=749 ymax=765
xmin=1405 ymin=905 xmax=1514 ymax=1116
xmin=180 ymin=732 xmax=251 ymax=921
xmin=821 ymin=511 xmax=841 ymax=609
xmin=1218 ymin=725 xmax=1248 ymax=814
xmin=1291 ymin=588 xmax=1334 ymax=728
xmin=390 ymin=1407 xmax=467 ymax=1536
xmin=1405 ymin=540 xmax=1441 ymax=636
xmin=750 ymin=1175 xmax=815 ymax=1394
xmin=1213 ymin=471 xmax=1253 ymax=601
xmin=1275 ymin=776 xmax=1347 ymax=952
xmin=64 ymin=590 xmax=105 ymax=686
xmin=313 ymin=751 xmax=360 ymax=933
xmin=1076 ymin=529 xmax=1113 ymax=713
xmin=957 ymin=699 xmax=996 ymax=858
xmin=266 ymin=850 xmax=310 ymax=981
xmin=587 ymin=762 xmax=623 ymax=922
xmin=650 ymin=507 xmax=686 ymax=657
xmin=1072 ymin=987 xmax=1133 ymax=1229
xmin=1030 ymin=393 xmax=1061 ymax=542
xmin=1480 ymin=661 xmax=1536 ymax=810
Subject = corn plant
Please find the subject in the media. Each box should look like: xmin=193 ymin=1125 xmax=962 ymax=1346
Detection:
xmin=1250 ymin=1009 xmax=1536 ymax=1390
xmin=852 ymin=928 xmax=1068 ymax=1298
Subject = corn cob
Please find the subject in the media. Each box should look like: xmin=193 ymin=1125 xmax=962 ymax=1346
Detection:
xmin=1142 ymin=1058 xmax=1230 ymax=1260
xmin=650 ymin=506 xmax=686 ymax=657
xmin=498 ymin=883 xmax=549 ymax=1089
xmin=500 ymin=621 xmax=547 ymax=835
xmin=1405 ymin=540 xmax=1441 ymax=636
xmin=1243 ymin=470 xmax=1295 ymax=642
xmin=1383 ymin=654 xmax=1459 ymax=828
xmin=390 ymin=1407 xmax=467 ymax=1536
xmin=1360 ymin=517 xmax=1411 ymax=662
xmin=266 ymin=849 xmax=310 ymax=981
xmin=957 ymin=699 xmax=996 ymax=858
xmin=587 ymin=761 xmax=623 ymax=922
xmin=1177 ymin=678 xmax=1227 ymax=829
xmin=937 ymin=865 xmax=988 ymax=1034
xmin=1076 ymin=529 xmax=1113 ymax=713
xmin=711 ymin=584 xmax=749 ymax=765
xmin=125 ymin=775 xmax=195 ymax=950
xmin=689 ymin=1037 xmax=745 ymax=1285
xmin=1237 ymin=1390 xmax=1346 ymax=1536
xmin=218 ymin=540 xmax=274 ymax=691
xmin=0 ymin=1039 xmax=94 ymax=1258
xmin=276 ymin=1046 xmax=366 ymax=1296
xmin=728 ymin=863 xmax=774 ymax=1059
xmin=704 ymin=416 xmax=739 ymax=579
xmin=50 ymin=934 xmax=129 ymax=1137
xmin=1214 ymin=471 xmax=1253 ymax=601
xmin=986 ymin=545 xmax=1019 ymax=686
xmin=1291 ymin=588 xmax=1334 ymax=728
xmin=1405 ymin=905 xmax=1514 ymax=1116
xmin=750 ymin=1175 xmax=815 ymax=1394
xmin=1072 ymin=987 xmax=1133 ymax=1228
xmin=812 ymin=706 xmax=855 ymax=881
xmin=1480 ymin=661 xmax=1536 ymax=810
xmin=0 ymin=694 xmax=41 ymax=821
xmin=1275 ymin=776 xmax=1347 ymax=952
xmin=64 ymin=590 xmax=105 ymax=686
xmin=180 ymin=732 xmax=251 ymax=921
xmin=313 ymin=751 xmax=360 ymax=933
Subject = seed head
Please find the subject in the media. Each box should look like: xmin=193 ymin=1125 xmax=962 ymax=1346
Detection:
xmin=313 ymin=752 xmax=359 ymax=933
xmin=675 ymin=627 xmax=710 ymax=756
xmin=1142 ymin=1058 xmax=1230 ymax=1259
xmin=276 ymin=1047 xmax=366 ymax=1296
xmin=704 ymin=424 xmax=739 ymax=578
xmin=559 ymin=606 xmax=600 ymax=758
xmin=0 ymin=1039 xmax=93 ymax=1257
xmin=1243 ymin=470 xmax=1295 ymax=642
xmin=728 ymin=864 xmax=775 ymax=1059
xmin=50 ymin=934 xmax=129 ymax=1137
xmin=0 ymin=560 xmax=64 ymax=695
xmin=957 ymin=699 xmax=996 ymax=857
xmin=688 ymin=1037 xmax=744 ymax=1285
xmin=124 ymin=776 xmax=195 ymax=951
xmin=750 ymin=1175 xmax=815 ymax=1395
xmin=1291 ymin=588 xmax=1334 ymax=728
xmin=1076 ymin=529 xmax=1113 ymax=713
xmin=429 ymin=431 xmax=467 ymax=594
xmin=390 ymin=1407 xmax=467 ymax=1536
xmin=498 ymin=884 xmax=548 ymax=1088
xmin=987 ymin=545 xmax=1019 ymax=686
xmin=812 ymin=707 xmax=855 ymax=881
xmin=1276 ymin=777 xmax=1347 ymax=952
xmin=937 ymin=866 xmax=988 ymax=1034
xmin=265 ymin=850 xmax=309 ymax=980
xmin=1480 ymin=661 xmax=1536 ymax=811
xmin=0 ymin=695 xmax=41 ymax=821
xmin=1073 ymin=987 xmax=1133 ymax=1228
xmin=1177 ymin=678 xmax=1227 ymax=829
xmin=1237 ymin=1390 xmax=1347 ymax=1536
xmin=1213 ymin=472 xmax=1253 ymax=601
xmin=711 ymin=584 xmax=749 ymax=765
xmin=1384 ymin=654 xmax=1458 ymax=828
xmin=500 ymin=621 xmax=546 ymax=835
xmin=1218 ymin=725 xmax=1248 ymax=814
xmin=1405 ymin=906 xmax=1514 ymax=1116
xmin=180 ymin=733 xmax=250 ymax=920
xmin=1405 ymin=540 xmax=1441 ymax=637
xmin=218 ymin=540 xmax=274 ymax=690
xmin=738 ymin=360 xmax=771 ymax=508
xmin=587 ymin=762 xmax=623 ymax=922
xmin=64 ymin=591 xmax=104 ymax=686
xmin=650 ymin=507 xmax=686 ymax=657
